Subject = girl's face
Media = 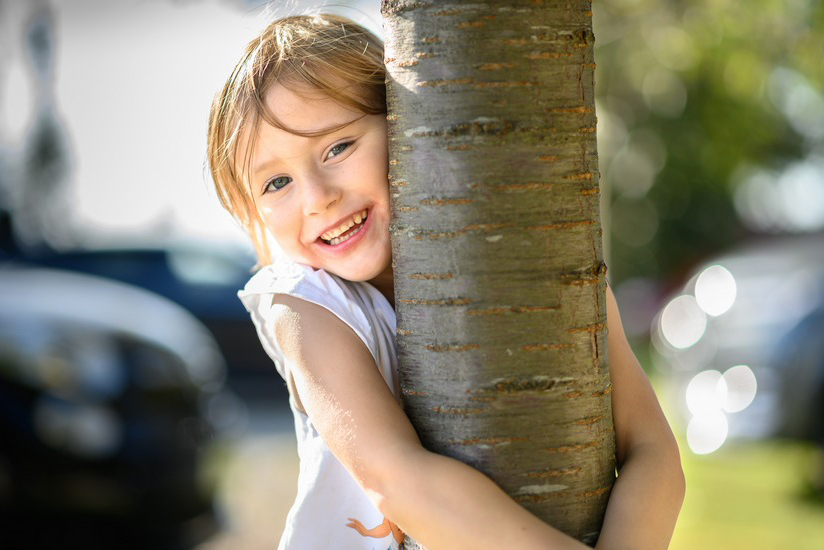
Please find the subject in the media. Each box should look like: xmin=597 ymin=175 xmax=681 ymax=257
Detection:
xmin=247 ymin=84 xmax=392 ymax=284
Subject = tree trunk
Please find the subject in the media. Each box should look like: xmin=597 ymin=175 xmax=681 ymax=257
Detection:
xmin=381 ymin=0 xmax=614 ymax=546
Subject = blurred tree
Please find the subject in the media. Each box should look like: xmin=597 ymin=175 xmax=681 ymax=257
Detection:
xmin=383 ymin=0 xmax=614 ymax=546
xmin=7 ymin=3 xmax=74 ymax=252
xmin=594 ymin=0 xmax=824 ymax=284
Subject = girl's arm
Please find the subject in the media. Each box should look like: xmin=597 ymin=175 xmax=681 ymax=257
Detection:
xmin=270 ymin=294 xmax=588 ymax=550
xmin=596 ymin=286 xmax=686 ymax=549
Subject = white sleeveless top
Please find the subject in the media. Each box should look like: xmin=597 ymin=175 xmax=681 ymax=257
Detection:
xmin=238 ymin=261 xmax=403 ymax=550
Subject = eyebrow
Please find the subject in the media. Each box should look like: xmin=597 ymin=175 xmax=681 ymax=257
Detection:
xmin=252 ymin=115 xmax=365 ymax=177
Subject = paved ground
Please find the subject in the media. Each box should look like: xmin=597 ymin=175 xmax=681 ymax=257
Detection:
xmin=196 ymin=397 xmax=298 ymax=550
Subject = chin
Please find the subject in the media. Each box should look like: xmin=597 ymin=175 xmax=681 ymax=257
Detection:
xmin=332 ymin=251 xmax=391 ymax=283
xmin=334 ymin=262 xmax=386 ymax=283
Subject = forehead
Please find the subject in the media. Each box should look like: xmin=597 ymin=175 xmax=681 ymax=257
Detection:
xmin=263 ymin=84 xmax=363 ymax=135
xmin=236 ymin=84 xmax=365 ymax=181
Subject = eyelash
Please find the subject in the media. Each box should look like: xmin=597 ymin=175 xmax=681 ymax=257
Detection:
xmin=261 ymin=140 xmax=355 ymax=194
xmin=263 ymin=176 xmax=292 ymax=193
xmin=327 ymin=141 xmax=352 ymax=159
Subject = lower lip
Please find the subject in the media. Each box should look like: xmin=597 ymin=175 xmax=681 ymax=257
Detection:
xmin=316 ymin=210 xmax=372 ymax=254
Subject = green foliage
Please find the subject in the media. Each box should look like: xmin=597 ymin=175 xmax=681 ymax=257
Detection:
xmin=593 ymin=0 xmax=824 ymax=282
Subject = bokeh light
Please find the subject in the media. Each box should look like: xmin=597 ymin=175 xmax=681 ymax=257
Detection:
xmin=687 ymin=410 xmax=729 ymax=455
xmin=721 ymin=365 xmax=758 ymax=413
xmin=695 ymin=264 xmax=737 ymax=317
xmin=686 ymin=369 xmax=727 ymax=417
xmin=660 ymin=295 xmax=707 ymax=349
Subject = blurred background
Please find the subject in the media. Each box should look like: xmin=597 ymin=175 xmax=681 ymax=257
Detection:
xmin=0 ymin=0 xmax=822 ymax=548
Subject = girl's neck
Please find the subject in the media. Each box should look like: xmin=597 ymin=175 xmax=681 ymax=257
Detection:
xmin=368 ymin=265 xmax=395 ymax=308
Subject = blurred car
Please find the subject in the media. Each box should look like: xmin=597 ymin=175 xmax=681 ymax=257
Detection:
xmin=0 ymin=265 xmax=243 ymax=549
xmin=8 ymin=245 xmax=271 ymax=374
xmin=0 ymin=208 xmax=284 ymax=400
xmin=775 ymin=304 xmax=824 ymax=445
xmin=650 ymin=233 xmax=824 ymax=455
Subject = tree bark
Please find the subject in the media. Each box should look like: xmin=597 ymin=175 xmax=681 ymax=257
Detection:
xmin=382 ymin=0 xmax=614 ymax=547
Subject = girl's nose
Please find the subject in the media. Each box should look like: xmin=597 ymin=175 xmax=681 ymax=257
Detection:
xmin=301 ymin=174 xmax=341 ymax=216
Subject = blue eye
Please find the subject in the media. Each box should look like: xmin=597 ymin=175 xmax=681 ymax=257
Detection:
xmin=327 ymin=142 xmax=351 ymax=159
xmin=264 ymin=176 xmax=292 ymax=193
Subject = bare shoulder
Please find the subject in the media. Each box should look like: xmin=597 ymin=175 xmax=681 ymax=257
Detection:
xmin=267 ymin=293 xmax=377 ymax=415
xmin=268 ymin=293 xmax=365 ymax=356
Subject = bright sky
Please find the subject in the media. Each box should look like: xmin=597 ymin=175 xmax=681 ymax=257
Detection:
xmin=1 ymin=0 xmax=380 ymax=249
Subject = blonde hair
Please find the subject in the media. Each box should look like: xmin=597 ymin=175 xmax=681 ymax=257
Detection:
xmin=206 ymin=14 xmax=386 ymax=265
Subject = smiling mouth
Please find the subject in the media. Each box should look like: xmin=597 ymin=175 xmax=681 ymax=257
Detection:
xmin=320 ymin=209 xmax=368 ymax=246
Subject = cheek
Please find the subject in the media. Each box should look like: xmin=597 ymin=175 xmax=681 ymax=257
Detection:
xmin=258 ymin=205 xmax=276 ymax=228
xmin=259 ymin=206 xmax=297 ymax=242
xmin=368 ymin=154 xmax=390 ymax=199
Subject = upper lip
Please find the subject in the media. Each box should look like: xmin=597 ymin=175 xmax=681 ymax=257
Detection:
xmin=314 ymin=208 xmax=368 ymax=241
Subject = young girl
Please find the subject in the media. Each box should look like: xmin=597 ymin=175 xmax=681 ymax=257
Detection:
xmin=207 ymin=14 xmax=684 ymax=549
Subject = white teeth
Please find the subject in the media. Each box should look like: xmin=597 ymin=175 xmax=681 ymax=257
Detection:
xmin=329 ymin=224 xmax=363 ymax=246
xmin=321 ymin=209 xmax=369 ymax=244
